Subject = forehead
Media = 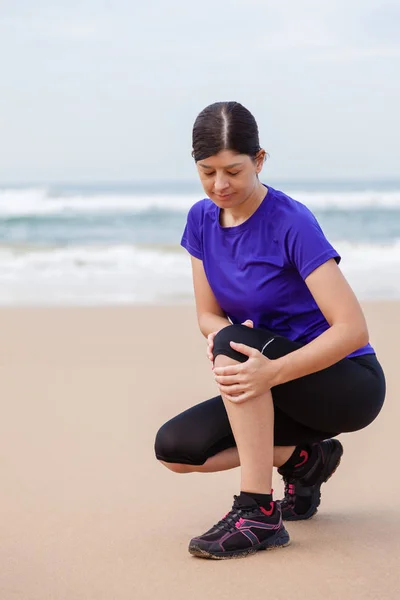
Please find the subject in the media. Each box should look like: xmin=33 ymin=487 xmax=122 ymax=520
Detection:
xmin=197 ymin=150 xmax=249 ymax=169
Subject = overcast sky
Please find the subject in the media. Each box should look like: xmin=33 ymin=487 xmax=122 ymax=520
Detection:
xmin=0 ymin=1 xmax=399 ymax=184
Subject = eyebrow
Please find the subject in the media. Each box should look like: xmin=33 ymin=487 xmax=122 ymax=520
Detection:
xmin=198 ymin=162 xmax=243 ymax=169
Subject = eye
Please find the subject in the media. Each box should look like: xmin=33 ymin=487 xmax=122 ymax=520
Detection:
xmin=202 ymin=171 xmax=239 ymax=177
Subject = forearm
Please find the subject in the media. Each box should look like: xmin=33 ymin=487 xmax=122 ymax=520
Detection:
xmin=270 ymin=323 xmax=369 ymax=387
xmin=198 ymin=312 xmax=231 ymax=338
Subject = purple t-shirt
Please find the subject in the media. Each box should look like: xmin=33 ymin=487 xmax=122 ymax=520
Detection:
xmin=181 ymin=185 xmax=374 ymax=359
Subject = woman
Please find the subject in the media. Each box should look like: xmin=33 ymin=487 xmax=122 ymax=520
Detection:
xmin=154 ymin=101 xmax=386 ymax=560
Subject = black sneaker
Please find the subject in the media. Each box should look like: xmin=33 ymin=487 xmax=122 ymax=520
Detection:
xmin=278 ymin=439 xmax=343 ymax=521
xmin=188 ymin=493 xmax=290 ymax=560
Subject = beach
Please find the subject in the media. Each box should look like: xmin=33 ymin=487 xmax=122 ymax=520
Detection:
xmin=0 ymin=302 xmax=399 ymax=600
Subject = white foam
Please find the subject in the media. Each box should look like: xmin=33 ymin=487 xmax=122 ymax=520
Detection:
xmin=289 ymin=190 xmax=400 ymax=210
xmin=0 ymin=245 xmax=189 ymax=276
xmin=0 ymin=188 xmax=200 ymax=217
xmin=1 ymin=186 xmax=400 ymax=217
xmin=326 ymin=239 xmax=400 ymax=300
xmin=0 ymin=245 xmax=192 ymax=305
xmin=1 ymin=240 xmax=400 ymax=304
xmin=335 ymin=239 xmax=400 ymax=264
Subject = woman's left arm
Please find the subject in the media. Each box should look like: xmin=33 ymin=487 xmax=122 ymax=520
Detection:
xmin=270 ymin=258 xmax=369 ymax=387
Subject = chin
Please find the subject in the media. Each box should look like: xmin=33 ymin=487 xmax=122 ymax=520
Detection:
xmin=212 ymin=193 xmax=236 ymax=206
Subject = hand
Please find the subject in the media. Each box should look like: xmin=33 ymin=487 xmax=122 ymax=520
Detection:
xmin=207 ymin=330 xmax=218 ymax=363
xmin=207 ymin=320 xmax=254 ymax=364
xmin=213 ymin=341 xmax=278 ymax=404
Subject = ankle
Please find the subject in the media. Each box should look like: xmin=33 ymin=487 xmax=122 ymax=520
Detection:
xmin=278 ymin=443 xmax=323 ymax=478
xmin=240 ymin=490 xmax=273 ymax=511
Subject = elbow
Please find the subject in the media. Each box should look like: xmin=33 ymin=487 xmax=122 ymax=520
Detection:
xmin=336 ymin=321 xmax=369 ymax=352
xmin=198 ymin=312 xmax=215 ymax=338
xmin=197 ymin=314 xmax=208 ymax=338
xmin=353 ymin=324 xmax=369 ymax=349
xmin=359 ymin=327 xmax=370 ymax=348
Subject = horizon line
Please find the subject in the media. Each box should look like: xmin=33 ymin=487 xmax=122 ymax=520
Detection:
xmin=1 ymin=177 xmax=400 ymax=188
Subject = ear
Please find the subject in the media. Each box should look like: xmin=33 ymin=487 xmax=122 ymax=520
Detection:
xmin=255 ymin=149 xmax=266 ymax=174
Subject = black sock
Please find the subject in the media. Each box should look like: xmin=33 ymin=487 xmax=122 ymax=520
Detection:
xmin=239 ymin=491 xmax=273 ymax=511
xmin=280 ymin=444 xmax=315 ymax=474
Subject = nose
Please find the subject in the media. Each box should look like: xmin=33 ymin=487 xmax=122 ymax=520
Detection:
xmin=213 ymin=173 xmax=230 ymax=194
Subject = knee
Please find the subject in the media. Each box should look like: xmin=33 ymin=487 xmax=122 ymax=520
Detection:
xmin=154 ymin=420 xmax=205 ymax=469
xmin=214 ymin=324 xmax=255 ymax=363
xmin=154 ymin=421 xmax=180 ymax=463
xmin=214 ymin=324 xmax=245 ymax=347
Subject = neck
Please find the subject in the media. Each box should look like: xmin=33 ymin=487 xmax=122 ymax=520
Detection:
xmin=222 ymin=182 xmax=267 ymax=226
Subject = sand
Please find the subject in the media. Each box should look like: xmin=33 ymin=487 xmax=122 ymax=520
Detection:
xmin=0 ymin=302 xmax=399 ymax=600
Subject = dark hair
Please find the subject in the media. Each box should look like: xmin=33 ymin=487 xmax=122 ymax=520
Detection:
xmin=192 ymin=101 xmax=261 ymax=162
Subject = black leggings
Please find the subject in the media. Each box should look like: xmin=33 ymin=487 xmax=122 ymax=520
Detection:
xmin=155 ymin=325 xmax=386 ymax=466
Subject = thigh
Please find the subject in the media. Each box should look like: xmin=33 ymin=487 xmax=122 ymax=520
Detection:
xmin=271 ymin=353 xmax=385 ymax=433
xmin=273 ymin=407 xmax=338 ymax=446
xmin=154 ymin=394 xmax=335 ymax=464
xmin=154 ymin=395 xmax=235 ymax=465
xmin=213 ymin=324 xmax=385 ymax=434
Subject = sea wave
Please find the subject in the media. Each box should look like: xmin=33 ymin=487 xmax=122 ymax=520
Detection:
xmin=1 ymin=239 xmax=399 ymax=268
xmin=1 ymin=186 xmax=400 ymax=218
xmin=0 ymin=240 xmax=400 ymax=304
xmin=0 ymin=188 xmax=199 ymax=217
xmin=0 ymin=244 xmax=191 ymax=305
xmin=0 ymin=244 xmax=188 ymax=276
xmin=292 ymin=190 xmax=400 ymax=210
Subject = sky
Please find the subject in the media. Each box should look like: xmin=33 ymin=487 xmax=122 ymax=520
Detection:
xmin=0 ymin=1 xmax=399 ymax=184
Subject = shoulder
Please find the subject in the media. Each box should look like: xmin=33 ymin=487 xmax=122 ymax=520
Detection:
xmin=181 ymin=198 xmax=216 ymax=259
xmin=186 ymin=197 xmax=216 ymax=225
xmin=266 ymin=187 xmax=339 ymax=276
xmin=268 ymin=187 xmax=318 ymax=226
xmin=266 ymin=187 xmax=323 ymax=247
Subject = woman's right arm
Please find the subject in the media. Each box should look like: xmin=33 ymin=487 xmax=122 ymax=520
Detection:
xmin=190 ymin=256 xmax=230 ymax=338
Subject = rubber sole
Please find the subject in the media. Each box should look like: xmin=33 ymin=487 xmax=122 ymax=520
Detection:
xmin=282 ymin=439 xmax=343 ymax=522
xmin=188 ymin=527 xmax=290 ymax=560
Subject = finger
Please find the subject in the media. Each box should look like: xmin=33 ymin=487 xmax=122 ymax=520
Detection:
xmin=215 ymin=374 xmax=241 ymax=385
xmin=218 ymin=384 xmax=244 ymax=395
xmin=213 ymin=365 xmax=242 ymax=376
xmin=229 ymin=341 xmax=257 ymax=357
xmin=242 ymin=320 xmax=254 ymax=328
xmin=224 ymin=392 xmax=250 ymax=404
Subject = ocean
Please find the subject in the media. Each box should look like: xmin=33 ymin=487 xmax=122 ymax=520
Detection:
xmin=1 ymin=181 xmax=400 ymax=305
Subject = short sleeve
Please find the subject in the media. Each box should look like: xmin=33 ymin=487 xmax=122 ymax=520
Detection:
xmin=285 ymin=205 xmax=341 ymax=280
xmin=180 ymin=201 xmax=204 ymax=260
